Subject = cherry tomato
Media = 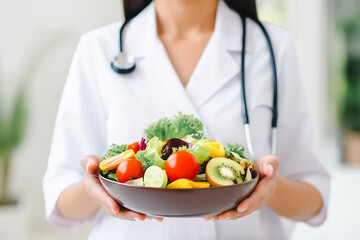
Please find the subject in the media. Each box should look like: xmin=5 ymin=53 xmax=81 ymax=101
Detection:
xmin=165 ymin=151 xmax=199 ymax=182
xmin=116 ymin=158 xmax=144 ymax=183
xmin=127 ymin=142 xmax=140 ymax=153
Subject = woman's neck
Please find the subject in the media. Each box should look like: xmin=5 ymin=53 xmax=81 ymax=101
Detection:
xmin=155 ymin=0 xmax=218 ymax=37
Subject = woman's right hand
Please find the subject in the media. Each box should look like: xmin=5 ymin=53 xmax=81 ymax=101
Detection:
xmin=80 ymin=155 xmax=163 ymax=222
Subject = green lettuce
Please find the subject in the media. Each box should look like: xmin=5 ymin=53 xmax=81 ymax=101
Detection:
xmin=190 ymin=143 xmax=211 ymax=165
xmin=135 ymin=137 xmax=165 ymax=170
xmin=146 ymin=136 xmax=163 ymax=154
xmin=224 ymin=143 xmax=247 ymax=160
xmin=103 ymin=143 xmax=128 ymax=160
xmin=173 ymin=140 xmax=210 ymax=165
xmin=144 ymin=112 xmax=204 ymax=141
xmin=100 ymin=169 xmax=118 ymax=181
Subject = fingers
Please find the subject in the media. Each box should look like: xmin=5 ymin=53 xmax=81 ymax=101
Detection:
xmin=116 ymin=208 xmax=164 ymax=221
xmin=214 ymin=192 xmax=265 ymax=221
xmin=203 ymin=214 xmax=220 ymax=221
xmin=84 ymin=178 xmax=150 ymax=221
xmin=81 ymin=155 xmax=103 ymax=174
xmin=146 ymin=216 xmax=164 ymax=222
xmin=117 ymin=208 xmax=147 ymax=221
xmin=204 ymin=209 xmax=248 ymax=221
xmin=81 ymin=163 xmax=140 ymax=220
xmin=204 ymin=165 xmax=278 ymax=221
xmin=254 ymin=155 xmax=279 ymax=177
xmin=145 ymin=216 xmax=164 ymax=222
xmin=81 ymin=156 xmax=162 ymax=222
xmin=83 ymin=173 xmax=120 ymax=213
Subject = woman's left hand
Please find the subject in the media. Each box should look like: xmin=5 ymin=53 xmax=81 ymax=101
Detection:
xmin=203 ymin=155 xmax=279 ymax=221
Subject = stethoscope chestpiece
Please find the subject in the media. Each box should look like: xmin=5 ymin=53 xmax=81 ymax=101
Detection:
xmin=111 ymin=52 xmax=136 ymax=74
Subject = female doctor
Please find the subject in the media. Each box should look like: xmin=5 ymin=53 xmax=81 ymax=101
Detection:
xmin=43 ymin=0 xmax=330 ymax=239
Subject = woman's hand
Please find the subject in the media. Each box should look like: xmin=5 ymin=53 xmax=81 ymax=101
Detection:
xmin=203 ymin=155 xmax=279 ymax=221
xmin=80 ymin=155 xmax=163 ymax=222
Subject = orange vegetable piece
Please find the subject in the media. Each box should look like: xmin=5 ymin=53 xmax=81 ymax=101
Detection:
xmin=99 ymin=150 xmax=135 ymax=171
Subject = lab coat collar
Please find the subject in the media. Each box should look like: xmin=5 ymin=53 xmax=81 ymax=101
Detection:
xmin=123 ymin=2 xmax=157 ymax=58
xmin=185 ymin=1 xmax=254 ymax=108
xmin=124 ymin=0 xmax=254 ymax=58
xmin=126 ymin=0 xmax=255 ymax=112
xmin=216 ymin=0 xmax=254 ymax=53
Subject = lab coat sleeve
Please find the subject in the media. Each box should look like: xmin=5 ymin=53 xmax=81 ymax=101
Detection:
xmin=42 ymin=34 xmax=108 ymax=228
xmin=275 ymin=34 xmax=331 ymax=226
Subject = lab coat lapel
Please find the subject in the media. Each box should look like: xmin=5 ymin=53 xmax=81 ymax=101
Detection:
xmin=146 ymin=40 xmax=201 ymax=117
xmin=125 ymin=1 xmax=255 ymax=120
xmin=185 ymin=34 xmax=240 ymax=109
xmin=123 ymin=2 xmax=200 ymax=118
xmin=186 ymin=1 xmax=254 ymax=108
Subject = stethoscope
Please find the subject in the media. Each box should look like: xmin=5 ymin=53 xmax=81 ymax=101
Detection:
xmin=110 ymin=13 xmax=278 ymax=159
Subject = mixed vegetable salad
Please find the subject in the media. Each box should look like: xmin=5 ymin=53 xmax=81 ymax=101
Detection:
xmin=99 ymin=113 xmax=255 ymax=188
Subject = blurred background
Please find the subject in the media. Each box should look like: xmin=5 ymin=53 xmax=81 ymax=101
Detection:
xmin=0 ymin=0 xmax=359 ymax=239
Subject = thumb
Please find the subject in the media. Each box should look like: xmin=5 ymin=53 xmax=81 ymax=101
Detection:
xmin=254 ymin=155 xmax=279 ymax=177
xmin=81 ymin=155 xmax=103 ymax=174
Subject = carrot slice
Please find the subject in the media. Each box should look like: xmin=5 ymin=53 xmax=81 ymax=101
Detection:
xmin=99 ymin=150 xmax=135 ymax=171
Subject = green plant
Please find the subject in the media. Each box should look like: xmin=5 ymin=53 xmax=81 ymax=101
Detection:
xmin=343 ymin=55 xmax=360 ymax=132
xmin=0 ymin=29 xmax=74 ymax=204
xmin=0 ymin=86 xmax=28 ymax=204
xmin=337 ymin=4 xmax=360 ymax=132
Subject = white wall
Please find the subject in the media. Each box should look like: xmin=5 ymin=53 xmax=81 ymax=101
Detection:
xmin=285 ymin=0 xmax=330 ymax=156
xmin=0 ymin=1 xmax=123 ymax=239
xmin=259 ymin=0 xmax=332 ymax=163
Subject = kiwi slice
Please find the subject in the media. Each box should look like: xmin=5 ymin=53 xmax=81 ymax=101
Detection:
xmin=206 ymin=158 xmax=243 ymax=186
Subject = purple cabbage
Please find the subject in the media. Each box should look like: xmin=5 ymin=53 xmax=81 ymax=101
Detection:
xmin=161 ymin=138 xmax=192 ymax=160
xmin=139 ymin=137 xmax=147 ymax=151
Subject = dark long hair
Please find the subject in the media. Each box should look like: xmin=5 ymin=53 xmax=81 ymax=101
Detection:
xmin=123 ymin=0 xmax=257 ymax=21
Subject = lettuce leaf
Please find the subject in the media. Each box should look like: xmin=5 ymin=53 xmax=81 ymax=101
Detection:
xmin=144 ymin=112 xmax=204 ymax=141
xmin=224 ymin=143 xmax=247 ymax=159
xmin=100 ymin=169 xmax=118 ymax=181
xmin=182 ymin=135 xmax=197 ymax=144
xmin=136 ymin=148 xmax=165 ymax=170
xmin=103 ymin=143 xmax=128 ymax=160
xmin=189 ymin=143 xmax=211 ymax=165
xmin=146 ymin=136 xmax=163 ymax=154
xmin=173 ymin=140 xmax=210 ymax=165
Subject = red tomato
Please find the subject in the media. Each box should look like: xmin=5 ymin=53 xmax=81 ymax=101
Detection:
xmin=165 ymin=151 xmax=199 ymax=182
xmin=127 ymin=142 xmax=140 ymax=154
xmin=116 ymin=158 xmax=144 ymax=183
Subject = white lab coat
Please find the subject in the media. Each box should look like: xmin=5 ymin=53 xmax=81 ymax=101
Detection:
xmin=43 ymin=1 xmax=330 ymax=240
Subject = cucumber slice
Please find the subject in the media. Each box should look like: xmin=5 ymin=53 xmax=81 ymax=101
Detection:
xmin=125 ymin=177 xmax=144 ymax=186
xmin=144 ymin=166 xmax=168 ymax=188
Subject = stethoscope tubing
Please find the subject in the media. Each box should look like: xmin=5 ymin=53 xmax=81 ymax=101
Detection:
xmin=119 ymin=19 xmax=131 ymax=53
xmin=112 ymin=11 xmax=279 ymax=159
xmin=240 ymin=15 xmax=278 ymax=158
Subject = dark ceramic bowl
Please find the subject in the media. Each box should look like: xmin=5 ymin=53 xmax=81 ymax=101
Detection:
xmin=99 ymin=171 xmax=259 ymax=218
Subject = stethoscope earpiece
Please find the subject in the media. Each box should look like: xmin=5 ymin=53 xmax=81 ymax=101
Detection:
xmin=111 ymin=52 xmax=136 ymax=74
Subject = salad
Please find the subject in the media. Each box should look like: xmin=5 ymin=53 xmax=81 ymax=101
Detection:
xmin=99 ymin=113 xmax=255 ymax=188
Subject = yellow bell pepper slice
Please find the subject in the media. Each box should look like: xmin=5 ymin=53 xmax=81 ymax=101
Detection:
xmin=206 ymin=142 xmax=225 ymax=158
xmin=167 ymin=179 xmax=192 ymax=188
xmin=189 ymin=181 xmax=210 ymax=188
xmin=167 ymin=179 xmax=210 ymax=189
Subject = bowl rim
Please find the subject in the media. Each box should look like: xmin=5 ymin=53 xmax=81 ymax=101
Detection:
xmin=99 ymin=170 xmax=259 ymax=191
